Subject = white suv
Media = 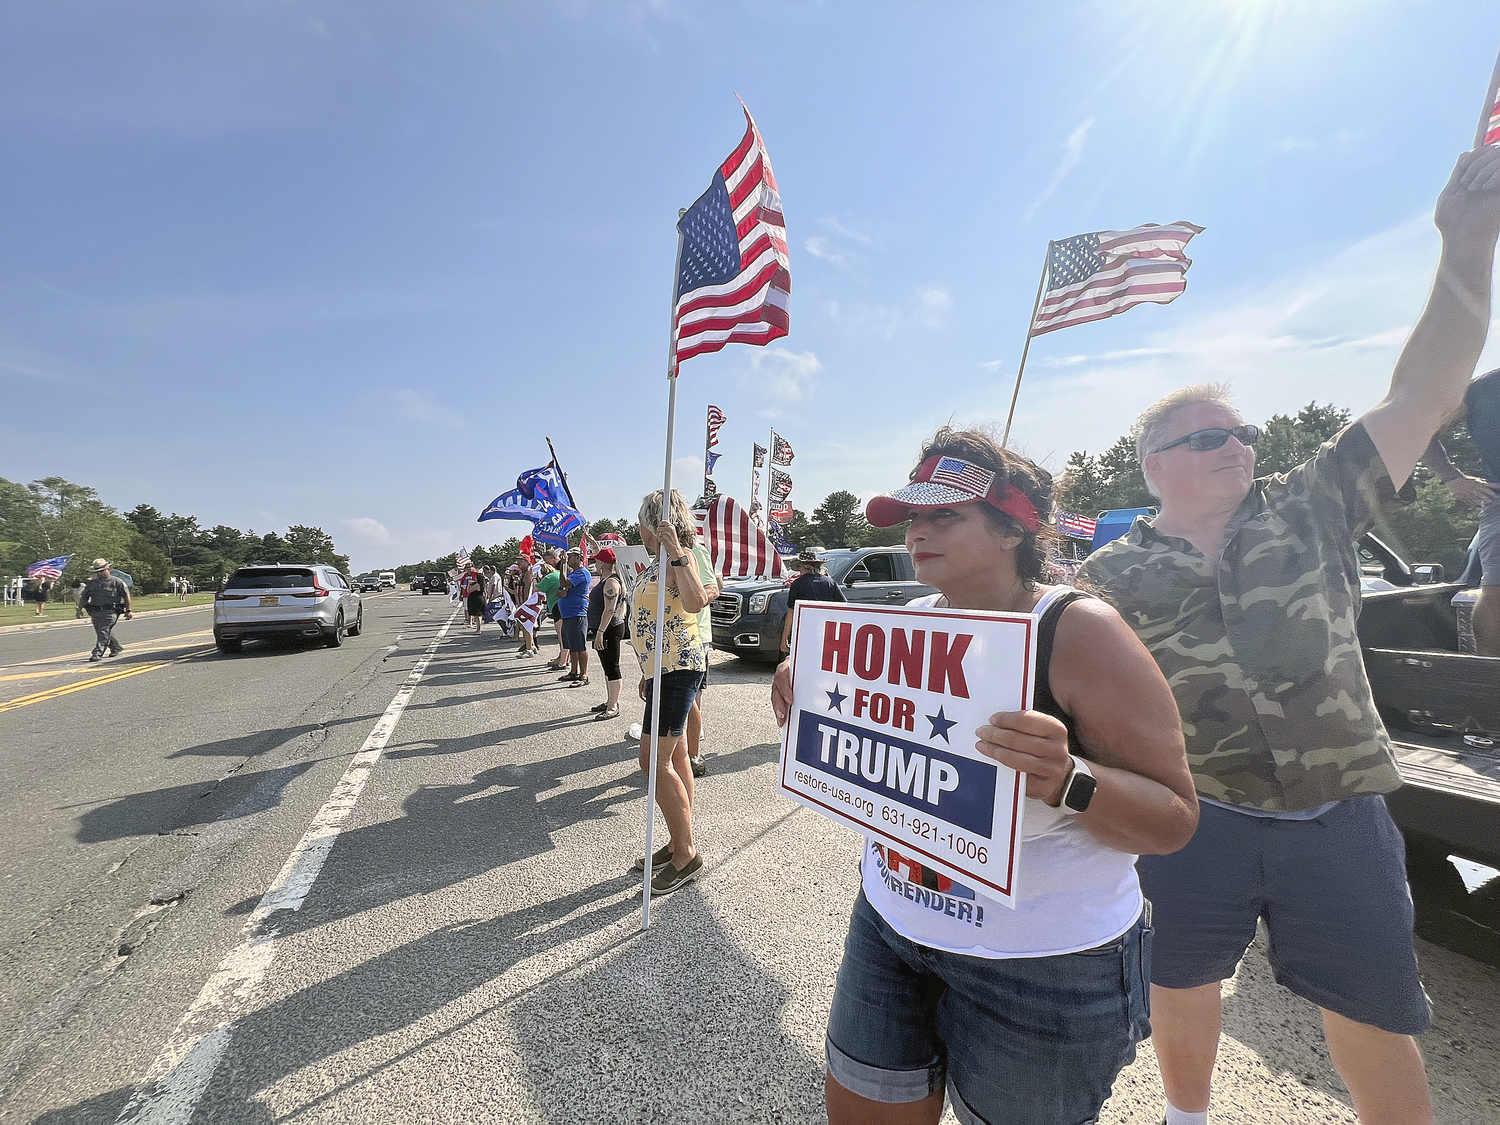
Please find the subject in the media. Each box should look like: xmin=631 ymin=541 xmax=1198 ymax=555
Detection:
xmin=213 ymin=564 xmax=363 ymax=654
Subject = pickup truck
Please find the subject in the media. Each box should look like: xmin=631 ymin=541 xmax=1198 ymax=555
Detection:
xmin=709 ymin=546 xmax=936 ymax=663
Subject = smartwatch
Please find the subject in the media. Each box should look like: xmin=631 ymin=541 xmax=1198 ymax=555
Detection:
xmin=1059 ymin=755 xmax=1097 ymax=814
xmin=669 ymin=556 xmax=690 ymax=567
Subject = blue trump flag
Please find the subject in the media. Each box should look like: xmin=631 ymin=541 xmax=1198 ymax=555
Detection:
xmin=478 ymin=463 xmax=585 ymax=544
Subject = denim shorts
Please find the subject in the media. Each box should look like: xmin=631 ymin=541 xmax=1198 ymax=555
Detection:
xmin=559 ymin=615 xmax=586 ymax=651
xmin=826 ymin=889 xmax=1152 ymax=1125
xmin=1137 ymin=795 xmax=1430 ymax=1035
xmin=641 ymin=670 xmax=705 ymax=738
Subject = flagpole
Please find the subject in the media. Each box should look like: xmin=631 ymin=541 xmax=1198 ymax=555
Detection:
xmin=544 ymin=436 xmax=580 ymax=511
xmin=1475 ymin=45 xmax=1500 ymax=149
xmin=643 ymin=216 xmax=687 ymax=931
xmin=1001 ymin=241 xmax=1052 ymax=449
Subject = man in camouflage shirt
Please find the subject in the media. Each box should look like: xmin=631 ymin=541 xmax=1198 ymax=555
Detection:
xmin=79 ymin=558 xmax=132 ymax=661
xmin=1080 ymin=146 xmax=1500 ymax=1125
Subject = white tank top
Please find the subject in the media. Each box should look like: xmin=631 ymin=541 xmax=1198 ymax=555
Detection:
xmin=860 ymin=587 xmax=1143 ymax=958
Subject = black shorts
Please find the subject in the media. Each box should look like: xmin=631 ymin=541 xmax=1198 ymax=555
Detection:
xmin=549 ymin=605 xmax=561 ymax=622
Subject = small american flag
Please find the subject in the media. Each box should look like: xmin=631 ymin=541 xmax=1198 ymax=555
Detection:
xmin=672 ymin=103 xmax=789 ymax=371
xmin=455 ymin=548 xmax=472 ymax=570
xmin=1032 ymin=222 xmax=1203 ymax=337
xmin=770 ymin=430 xmax=794 ymax=466
xmin=1057 ymin=511 xmax=1098 ymax=540
xmin=706 ymin=405 xmax=727 ymax=447
xmin=26 ymin=554 xmax=71 ymax=580
xmin=694 ymin=494 xmax=783 ymax=579
xmin=929 ymin=457 xmax=996 ymax=496
xmin=1486 ymin=86 xmax=1500 ymax=147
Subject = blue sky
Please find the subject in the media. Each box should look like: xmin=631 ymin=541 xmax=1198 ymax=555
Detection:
xmin=5 ymin=0 xmax=1500 ymax=571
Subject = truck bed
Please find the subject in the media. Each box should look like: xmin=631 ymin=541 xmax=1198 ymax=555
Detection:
xmin=1388 ymin=730 xmax=1500 ymax=869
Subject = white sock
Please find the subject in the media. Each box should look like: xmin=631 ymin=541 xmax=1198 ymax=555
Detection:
xmin=1165 ymin=1107 xmax=1208 ymax=1125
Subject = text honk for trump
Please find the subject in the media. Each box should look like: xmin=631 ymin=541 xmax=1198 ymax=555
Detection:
xmin=778 ymin=601 xmax=1039 ymax=905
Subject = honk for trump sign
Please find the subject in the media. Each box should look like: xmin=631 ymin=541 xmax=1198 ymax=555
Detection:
xmin=778 ymin=601 xmax=1036 ymax=906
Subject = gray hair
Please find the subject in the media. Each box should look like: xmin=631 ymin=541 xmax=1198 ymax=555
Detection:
xmin=1133 ymin=382 xmax=1241 ymax=497
xmin=637 ymin=489 xmax=698 ymax=546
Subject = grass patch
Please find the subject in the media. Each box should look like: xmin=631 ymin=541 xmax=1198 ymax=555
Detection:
xmin=0 ymin=591 xmax=215 ymax=628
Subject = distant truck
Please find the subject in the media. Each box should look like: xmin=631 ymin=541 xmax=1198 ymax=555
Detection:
xmin=379 ymin=571 xmax=396 ymax=589
xmin=709 ymin=547 xmax=935 ymax=663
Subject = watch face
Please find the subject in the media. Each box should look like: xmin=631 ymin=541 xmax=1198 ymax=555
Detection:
xmin=1064 ymin=771 xmax=1098 ymax=812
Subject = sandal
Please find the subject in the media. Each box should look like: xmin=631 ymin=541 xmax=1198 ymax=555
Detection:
xmin=594 ymin=706 xmax=620 ymax=720
xmin=589 ymin=701 xmax=609 ymax=713
xmin=568 ymin=676 xmax=590 ymax=687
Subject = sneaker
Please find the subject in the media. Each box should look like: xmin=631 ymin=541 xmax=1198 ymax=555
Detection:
xmin=88 ymin=655 xmax=102 ymax=663
xmin=650 ymin=853 xmax=703 ymax=894
xmin=630 ymin=843 xmax=674 ymax=873
xmin=589 ymin=701 xmax=609 ymax=713
xmin=594 ymin=707 xmax=620 ymax=721
xmin=690 ymin=756 xmax=706 ymax=778
xmin=558 ymin=672 xmax=579 ymax=682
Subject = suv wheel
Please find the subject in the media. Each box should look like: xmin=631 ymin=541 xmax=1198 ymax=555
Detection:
xmin=347 ymin=608 xmax=363 ymax=637
xmin=324 ymin=612 xmax=344 ymax=648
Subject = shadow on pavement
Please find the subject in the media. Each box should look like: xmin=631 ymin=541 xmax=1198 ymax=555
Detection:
xmin=31 ymin=1085 xmax=132 ymax=1125
xmin=71 ymin=761 xmax=319 ymax=843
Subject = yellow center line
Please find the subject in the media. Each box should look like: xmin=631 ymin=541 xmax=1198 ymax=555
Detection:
xmin=0 ymin=661 xmax=169 ymax=714
xmin=0 ymin=629 xmax=215 ymax=671
xmin=0 ymin=643 xmax=218 ymax=683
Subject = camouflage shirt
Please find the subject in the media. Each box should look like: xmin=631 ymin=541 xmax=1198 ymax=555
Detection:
xmin=1078 ymin=422 xmax=1411 ymax=811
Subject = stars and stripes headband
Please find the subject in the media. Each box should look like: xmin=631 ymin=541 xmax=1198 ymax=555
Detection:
xmin=865 ymin=455 xmax=1043 ymax=533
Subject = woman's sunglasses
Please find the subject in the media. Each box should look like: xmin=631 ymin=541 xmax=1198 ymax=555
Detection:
xmin=1150 ymin=424 xmax=1261 ymax=455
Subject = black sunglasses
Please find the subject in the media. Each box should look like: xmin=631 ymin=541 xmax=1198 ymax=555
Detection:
xmin=1150 ymin=424 xmax=1260 ymax=455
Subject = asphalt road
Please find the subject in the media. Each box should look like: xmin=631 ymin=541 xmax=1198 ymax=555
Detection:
xmin=1 ymin=593 xmax=1498 ymax=1123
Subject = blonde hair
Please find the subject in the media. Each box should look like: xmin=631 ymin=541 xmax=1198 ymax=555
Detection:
xmin=637 ymin=489 xmax=698 ymax=546
xmin=1133 ymin=382 xmax=1241 ymax=497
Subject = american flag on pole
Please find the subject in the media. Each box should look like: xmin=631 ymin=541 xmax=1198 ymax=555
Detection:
xmin=706 ymin=405 xmax=727 ymax=447
xmin=1031 ymin=222 xmax=1203 ymax=337
xmin=26 ymin=554 xmax=71 ymax=579
xmin=1485 ymin=83 xmax=1500 ymax=146
xmin=672 ymin=104 xmax=790 ymax=370
xmin=694 ymin=495 xmax=784 ymax=579
xmin=1056 ymin=511 xmax=1098 ymax=540
xmin=455 ymin=548 xmax=472 ymax=570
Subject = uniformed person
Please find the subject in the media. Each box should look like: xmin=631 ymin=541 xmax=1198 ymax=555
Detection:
xmin=79 ymin=558 xmax=132 ymax=662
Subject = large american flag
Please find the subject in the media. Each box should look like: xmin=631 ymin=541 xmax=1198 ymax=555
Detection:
xmin=672 ymin=105 xmax=790 ymax=369
xmin=1031 ymin=222 xmax=1203 ymax=337
xmin=694 ymin=494 xmax=783 ymax=579
xmin=26 ymin=554 xmax=71 ymax=580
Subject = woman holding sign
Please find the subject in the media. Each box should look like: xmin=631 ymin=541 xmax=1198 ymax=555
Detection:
xmin=772 ymin=427 xmax=1197 ymax=1125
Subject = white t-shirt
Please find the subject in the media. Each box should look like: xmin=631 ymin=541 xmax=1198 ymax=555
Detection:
xmin=859 ymin=588 xmax=1143 ymax=958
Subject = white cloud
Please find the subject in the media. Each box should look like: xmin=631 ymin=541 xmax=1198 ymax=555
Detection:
xmin=391 ymin=388 xmax=464 ymax=428
xmin=818 ymin=216 xmax=876 ymax=246
xmin=341 ymin=517 xmax=392 ymax=547
xmin=1025 ymin=117 xmax=1094 ymax=222
xmin=916 ymin=286 xmax=951 ymax=328
xmin=804 ymin=236 xmax=847 ymax=268
xmin=822 ymin=287 xmax=953 ymax=340
xmin=745 ymin=347 xmax=822 ymax=402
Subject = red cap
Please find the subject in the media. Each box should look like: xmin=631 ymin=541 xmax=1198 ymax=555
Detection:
xmin=594 ymin=547 xmax=617 ymax=564
xmin=866 ymin=454 xmax=1041 ymax=532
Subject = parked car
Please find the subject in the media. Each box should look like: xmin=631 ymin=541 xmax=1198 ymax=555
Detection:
xmin=710 ymin=547 xmax=937 ymax=663
xmin=213 ymin=564 xmax=363 ymax=653
xmin=421 ymin=571 xmax=449 ymax=595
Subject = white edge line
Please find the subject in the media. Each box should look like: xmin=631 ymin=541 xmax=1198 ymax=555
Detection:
xmin=114 ymin=608 xmax=461 ymax=1125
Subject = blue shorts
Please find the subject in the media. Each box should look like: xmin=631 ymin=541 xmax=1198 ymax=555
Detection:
xmin=1137 ymin=795 xmax=1430 ymax=1035
xmin=641 ymin=670 xmax=704 ymax=738
xmin=559 ymin=615 xmax=586 ymax=651
xmin=825 ymin=889 xmax=1151 ymax=1125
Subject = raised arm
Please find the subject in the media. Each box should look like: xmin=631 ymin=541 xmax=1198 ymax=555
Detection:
xmin=1363 ymin=147 xmax=1500 ymax=488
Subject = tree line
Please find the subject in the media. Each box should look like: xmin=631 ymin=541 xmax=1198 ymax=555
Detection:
xmin=0 ymin=476 xmax=350 ymax=594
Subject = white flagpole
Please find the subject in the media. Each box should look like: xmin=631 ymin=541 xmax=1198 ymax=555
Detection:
xmin=643 ymin=216 xmax=687 ymax=930
xmin=1001 ymin=241 xmax=1052 ymax=449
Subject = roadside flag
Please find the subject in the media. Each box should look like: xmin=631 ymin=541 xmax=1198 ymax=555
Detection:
xmin=671 ymin=105 xmax=790 ymax=369
xmin=26 ymin=555 xmax=71 ymax=579
xmin=752 ymin=443 xmax=767 ymax=468
xmin=706 ymin=405 xmax=727 ymax=447
xmin=769 ymin=467 xmax=793 ymax=501
xmin=770 ymin=431 xmax=794 ymax=466
xmin=705 ymin=451 xmax=721 ymax=473
xmin=693 ymin=494 xmax=783 ymax=579
xmin=1056 ymin=511 xmax=1098 ymax=540
xmin=1030 ymin=222 xmax=1203 ymax=337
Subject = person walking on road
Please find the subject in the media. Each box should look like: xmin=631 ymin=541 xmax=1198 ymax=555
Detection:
xmin=27 ymin=575 xmax=52 ymax=616
xmin=557 ymin=547 xmax=591 ymax=685
xmin=630 ymin=488 xmax=713 ymax=894
xmin=587 ymin=548 xmax=629 ymax=719
xmin=79 ymin=559 xmax=132 ymax=661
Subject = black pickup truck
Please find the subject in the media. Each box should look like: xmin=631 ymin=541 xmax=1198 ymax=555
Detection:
xmin=709 ymin=547 xmax=936 ymax=662
xmin=1356 ymin=535 xmax=1499 ymax=864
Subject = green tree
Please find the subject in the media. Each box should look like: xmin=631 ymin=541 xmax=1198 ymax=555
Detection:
xmin=1096 ymin=436 xmax=1152 ymax=511
xmin=779 ymin=508 xmax=814 ymax=548
xmin=1057 ymin=451 xmax=1104 ymax=516
xmin=1256 ymin=402 xmax=1350 ymax=477
xmin=810 ymin=491 xmax=869 ymax=548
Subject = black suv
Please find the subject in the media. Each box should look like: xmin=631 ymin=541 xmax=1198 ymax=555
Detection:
xmin=709 ymin=547 xmax=936 ymax=663
xmin=420 ymin=571 xmax=448 ymax=595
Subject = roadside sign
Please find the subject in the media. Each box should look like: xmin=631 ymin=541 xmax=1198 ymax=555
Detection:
xmin=778 ymin=600 xmax=1036 ymax=906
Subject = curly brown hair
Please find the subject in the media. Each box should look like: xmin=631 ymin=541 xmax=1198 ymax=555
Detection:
xmin=913 ymin=426 xmax=1057 ymax=586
